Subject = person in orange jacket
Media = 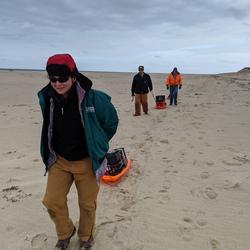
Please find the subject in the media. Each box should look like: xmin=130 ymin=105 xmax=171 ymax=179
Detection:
xmin=165 ymin=67 xmax=182 ymax=105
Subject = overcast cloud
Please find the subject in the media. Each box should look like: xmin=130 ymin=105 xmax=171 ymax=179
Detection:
xmin=0 ymin=0 xmax=250 ymax=73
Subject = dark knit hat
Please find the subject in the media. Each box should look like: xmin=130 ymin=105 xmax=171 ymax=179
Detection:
xmin=46 ymin=53 xmax=78 ymax=76
xmin=172 ymin=67 xmax=179 ymax=74
xmin=138 ymin=65 xmax=144 ymax=71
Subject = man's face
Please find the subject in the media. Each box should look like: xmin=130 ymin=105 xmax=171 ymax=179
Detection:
xmin=49 ymin=75 xmax=75 ymax=96
xmin=139 ymin=68 xmax=144 ymax=75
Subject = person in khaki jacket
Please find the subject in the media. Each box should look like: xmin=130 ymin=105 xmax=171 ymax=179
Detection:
xmin=38 ymin=53 xmax=118 ymax=250
xmin=165 ymin=67 xmax=182 ymax=105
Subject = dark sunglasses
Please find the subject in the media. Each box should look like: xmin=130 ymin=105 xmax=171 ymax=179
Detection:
xmin=49 ymin=75 xmax=70 ymax=83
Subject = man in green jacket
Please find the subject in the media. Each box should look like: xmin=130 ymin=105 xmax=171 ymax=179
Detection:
xmin=38 ymin=54 xmax=118 ymax=250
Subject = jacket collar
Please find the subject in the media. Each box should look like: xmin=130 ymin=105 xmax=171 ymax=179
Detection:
xmin=75 ymin=72 xmax=92 ymax=92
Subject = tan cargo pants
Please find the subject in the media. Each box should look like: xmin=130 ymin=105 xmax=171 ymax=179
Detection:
xmin=134 ymin=93 xmax=148 ymax=115
xmin=42 ymin=155 xmax=99 ymax=241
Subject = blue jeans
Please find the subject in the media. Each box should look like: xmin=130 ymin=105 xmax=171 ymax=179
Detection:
xmin=169 ymin=86 xmax=178 ymax=105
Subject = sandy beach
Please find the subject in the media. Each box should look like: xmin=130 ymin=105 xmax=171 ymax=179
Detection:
xmin=0 ymin=69 xmax=250 ymax=250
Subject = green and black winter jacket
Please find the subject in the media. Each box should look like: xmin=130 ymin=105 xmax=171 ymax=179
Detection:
xmin=37 ymin=73 xmax=119 ymax=180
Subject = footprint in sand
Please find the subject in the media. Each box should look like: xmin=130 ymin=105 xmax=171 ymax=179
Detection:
xmin=223 ymin=180 xmax=240 ymax=190
xmin=206 ymin=161 xmax=214 ymax=166
xmin=145 ymin=136 xmax=153 ymax=143
xmin=204 ymin=187 xmax=218 ymax=199
xmin=163 ymin=169 xmax=171 ymax=174
xmin=217 ymin=129 xmax=224 ymax=133
xmin=210 ymin=239 xmax=222 ymax=250
xmin=196 ymin=217 xmax=208 ymax=227
xmin=182 ymin=217 xmax=193 ymax=223
xmin=119 ymin=188 xmax=129 ymax=195
xmin=2 ymin=186 xmax=32 ymax=203
xmin=17 ymin=154 xmax=27 ymax=159
xmin=0 ymin=111 xmax=7 ymax=116
xmin=107 ymin=224 xmax=119 ymax=238
xmin=162 ymin=156 xmax=171 ymax=162
xmin=178 ymin=223 xmax=194 ymax=241
xmin=130 ymin=135 xmax=136 ymax=140
xmin=31 ymin=233 xmax=48 ymax=249
xmin=193 ymin=159 xmax=198 ymax=166
xmin=133 ymin=167 xmax=142 ymax=175
xmin=98 ymin=218 xmax=125 ymax=228
xmin=158 ymin=181 xmax=171 ymax=201
xmin=180 ymin=210 xmax=208 ymax=238
xmin=6 ymin=150 xmax=17 ymax=155
xmin=120 ymin=200 xmax=136 ymax=211
xmin=200 ymin=172 xmax=209 ymax=179
xmin=232 ymin=154 xmax=249 ymax=164
xmin=137 ymin=142 xmax=145 ymax=149
xmin=221 ymin=159 xmax=242 ymax=166
xmin=195 ymin=211 xmax=208 ymax=227
xmin=162 ymin=180 xmax=171 ymax=190
xmin=159 ymin=139 xmax=169 ymax=144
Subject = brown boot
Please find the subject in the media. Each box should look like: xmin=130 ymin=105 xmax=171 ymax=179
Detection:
xmin=79 ymin=236 xmax=94 ymax=249
xmin=55 ymin=227 xmax=76 ymax=250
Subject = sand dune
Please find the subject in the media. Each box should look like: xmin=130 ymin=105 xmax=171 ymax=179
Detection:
xmin=0 ymin=70 xmax=250 ymax=250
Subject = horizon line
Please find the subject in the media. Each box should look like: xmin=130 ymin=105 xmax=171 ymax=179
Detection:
xmin=0 ymin=67 xmax=247 ymax=75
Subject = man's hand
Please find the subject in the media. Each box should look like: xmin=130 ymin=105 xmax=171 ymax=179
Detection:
xmin=179 ymin=84 xmax=182 ymax=90
xmin=166 ymin=85 xmax=169 ymax=90
xmin=131 ymin=96 xmax=134 ymax=102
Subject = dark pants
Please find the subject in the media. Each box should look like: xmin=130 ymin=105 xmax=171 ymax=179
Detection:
xmin=170 ymin=86 xmax=178 ymax=105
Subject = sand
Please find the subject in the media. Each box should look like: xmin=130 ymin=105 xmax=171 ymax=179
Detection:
xmin=0 ymin=69 xmax=250 ymax=250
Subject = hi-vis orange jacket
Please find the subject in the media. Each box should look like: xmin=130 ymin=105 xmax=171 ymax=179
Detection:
xmin=165 ymin=73 xmax=182 ymax=86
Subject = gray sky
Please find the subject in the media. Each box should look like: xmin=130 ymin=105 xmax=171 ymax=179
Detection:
xmin=0 ymin=0 xmax=250 ymax=73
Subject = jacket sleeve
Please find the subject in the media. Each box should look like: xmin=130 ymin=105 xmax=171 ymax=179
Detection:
xmin=94 ymin=91 xmax=119 ymax=141
xmin=37 ymin=89 xmax=50 ymax=167
xmin=166 ymin=75 xmax=171 ymax=85
xmin=179 ymin=75 xmax=182 ymax=85
xmin=131 ymin=76 xmax=136 ymax=96
xmin=164 ymin=76 xmax=168 ymax=85
xmin=147 ymin=75 xmax=153 ymax=91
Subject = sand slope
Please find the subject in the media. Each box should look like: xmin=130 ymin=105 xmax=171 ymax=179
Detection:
xmin=0 ymin=70 xmax=250 ymax=250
